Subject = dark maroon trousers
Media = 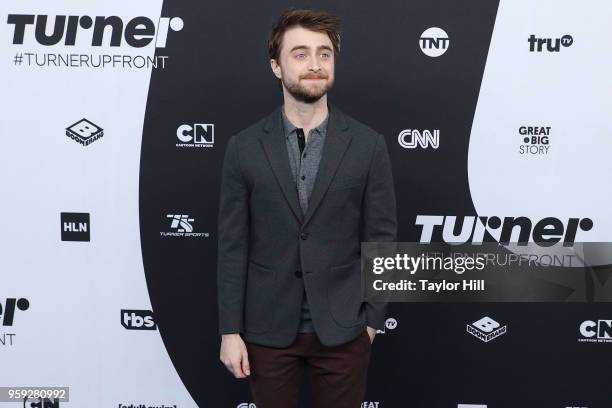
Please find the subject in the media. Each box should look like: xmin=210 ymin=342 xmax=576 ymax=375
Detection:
xmin=245 ymin=330 xmax=372 ymax=408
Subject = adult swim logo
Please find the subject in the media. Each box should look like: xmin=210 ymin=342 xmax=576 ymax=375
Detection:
xmin=161 ymin=214 xmax=210 ymax=238
xmin=419 ymin=27 xmax=449 ymax=57
xmin=519 ymin=126 xmax=550 ymax=155
xmin=176 ymin=124 xmax=214 ymax=148
xmin=60 ymin=212 xmax=90 ymax=242
xmin=528 ymin=34 xmax=573 ymax=52
xmin=0 ymin=297 xmax=30 ymax=347
xmin=398 ymin=129 xmax=439 ymax=149
xmin=7 ymin=14 xmax=183 ymax=69
xmin=66 ymin=119 xmax=104 ymax=146
xmin=467 ymin=316 xmax=507 ymax=343
xmin=578 ymin=319 xmax=612 ymax=343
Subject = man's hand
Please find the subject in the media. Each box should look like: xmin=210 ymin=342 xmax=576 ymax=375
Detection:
xmin=366 ymin=326 xmax=377 ymax=344
xmin=220 ymin=334 xmax=251 ymax=378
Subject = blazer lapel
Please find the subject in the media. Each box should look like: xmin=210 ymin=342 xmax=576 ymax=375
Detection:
xmin=260 ymin=106 xmax=304 ymax=223
xmin=259 ymin=104 xmax=352 ymax=227
xmin=302 ymin=105 xmax=351 ymax=227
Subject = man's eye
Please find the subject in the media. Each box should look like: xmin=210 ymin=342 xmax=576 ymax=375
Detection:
xmin=296 ymin=54 xmax=306 ymax=59
xmin=321 ymin=53 xmax=330 ymax=59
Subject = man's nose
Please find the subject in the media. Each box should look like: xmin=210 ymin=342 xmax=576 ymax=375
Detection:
xmin=308 ymin=55 xmax=321 ymax=71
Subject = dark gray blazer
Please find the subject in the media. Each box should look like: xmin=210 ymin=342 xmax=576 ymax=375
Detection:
xmin=217 ymin=104 xmax=397 ymax=347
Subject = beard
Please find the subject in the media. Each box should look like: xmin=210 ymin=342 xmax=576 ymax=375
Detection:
xmin=282 ymin=73 xmax=334 ymax=104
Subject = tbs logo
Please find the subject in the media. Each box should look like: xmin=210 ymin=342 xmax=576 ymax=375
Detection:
xmin=419 ymin=27 xmax=449 ymax=57
xmin=466 ymin=316 xmax=507 ymax=343
xmin=0 ymin=298 xmax=30 ymax=326
xmin=121 ymin=310 xmax=156 ymax=330
xmin=528 ymin=34 xmax=573 ymax=52
xmin=176 ymin=124 xmax=214 ymax=148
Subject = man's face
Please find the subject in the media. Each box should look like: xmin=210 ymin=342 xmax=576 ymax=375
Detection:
xmin=271 ymin=26 xmax=335 ymax=103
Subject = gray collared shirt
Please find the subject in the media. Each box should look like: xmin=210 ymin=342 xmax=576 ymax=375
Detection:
xmin=281 ymin=106 xmax=329 ymax=333
xmin=281 ymin=107 xmax=329 ymax=216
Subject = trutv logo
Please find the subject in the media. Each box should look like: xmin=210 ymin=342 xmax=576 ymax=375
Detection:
xmin=528 ymin=34 xmax=573 ymax=52
xmin=121 ymin=309 xmax=156 ymax=330
xmin=1 ymin=298 xmax=30 ymax=347
xmin=7 ymin=14 xmax=183 ymax=48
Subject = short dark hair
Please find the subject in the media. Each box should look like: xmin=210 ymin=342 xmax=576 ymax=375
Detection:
xmin=267 ymin=9 xmax=341 ymax=62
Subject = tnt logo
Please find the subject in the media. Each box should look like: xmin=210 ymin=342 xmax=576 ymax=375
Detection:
xmin=528 ymin=34 xmax=573 ymax=52
xmin=60 ymin=212 xmax=90 ymax=241
xmin=376 ymin=317 xmax=398 ymax=334
xmin=176 ymin=124 xmax=214 ymax=148
xmin=0 ymin=298 xmax=30 ymax=326
xmin=66 ymin=118 xmax=104 ymax=146
xmin=466 ymin=316 xmax=507 ymax=343
xmin=419 ymin=27 xmax=449 ymax=57
xmin=578 ymin=320 xmax=612 ymax=343
xmin=121 ymin=309 xmax=156 ymax=330
xmin=398 ymin=129 xmax=439 ymax=149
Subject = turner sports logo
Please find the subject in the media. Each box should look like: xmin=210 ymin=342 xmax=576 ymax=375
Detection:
xmin=416 ymin=215 xmax=593 ymax=245
xmin=121 ymin=310 xmax=156 ymax=330
xmin=578 ymin=319 xmax=612 ymax=343
xmin=7 ymin=14 xmax=183 ymax=48
xmin=161 ymin=214 xmax=210 ymax=238
xmin=0 ymin=297 xmax=30 ymax=347
xmin=467 ymin=316 xmax=507 ymax=343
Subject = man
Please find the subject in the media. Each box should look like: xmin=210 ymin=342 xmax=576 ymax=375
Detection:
xmin=217 ymin=8 xmax=397 ymax=408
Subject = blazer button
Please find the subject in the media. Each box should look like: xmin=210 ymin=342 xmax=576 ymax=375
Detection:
xmin=294 ymin=270 xmax=302 ymax=278
xmin=300 ymin=232 xmax=309 ymax=240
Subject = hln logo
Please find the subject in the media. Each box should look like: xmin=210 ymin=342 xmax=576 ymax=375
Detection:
xmin=176 ymin=123 xmax=214 ymax=147
xmin=398 ymin=129 xmax=439 ymax=149
xmin=60 ymin=212 xmax=90 ymax=241
xmin=121 ymin=309 xmax=157 ymax=330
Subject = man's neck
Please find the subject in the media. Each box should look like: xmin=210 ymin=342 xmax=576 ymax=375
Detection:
xmin=282 ymin=92 xmax=329 ymax=134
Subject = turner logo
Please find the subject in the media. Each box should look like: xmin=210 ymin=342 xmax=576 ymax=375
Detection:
xmin=60 ymin=212 xmax=90 ymax=241
xmin=398 ymin=129 xmax=439 ymax=149
xmin=121 ymin=310 xmax=156 ymax=330
xmin=66 ymin=118 xmax=104 ymax=146
xmin=467 ymin=316 xmax=507 ymax=343
xmin=416 ymin=215 xmax=593 ymax=246
xmin=7 ymin=14 xmax=183 ymax=48
xmin=528 ymin=34 xmax=573 ymax=52
xmin=376 ymin=317 xmax=398 ymax=334
xmin=0 ymin=297 xmax=30 ymax=347
xmin=519 ymin=126 xmax=550 ymax=155
xmin=419 ymin=27 xmax=449 ymax=57
xmin=176 ymin=124 xmax=214 ymax=148
xmin=578 ymin=320 xmax=612 ymax=343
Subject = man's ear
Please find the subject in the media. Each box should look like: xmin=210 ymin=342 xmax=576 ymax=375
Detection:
xmin=270 ymin=59 xmax=282 ymax=79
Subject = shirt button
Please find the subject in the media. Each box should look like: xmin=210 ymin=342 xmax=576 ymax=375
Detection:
xmin=301 ymin=175 xmax=305 ymax=180
xmin=300 ymin=232 xmax=309 ymax=240
xmin=294 ymin=270 xmax=302 ymax=278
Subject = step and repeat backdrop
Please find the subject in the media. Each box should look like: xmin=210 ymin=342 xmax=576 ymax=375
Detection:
xmin=1 ymin=0 xmax=611 ymax=407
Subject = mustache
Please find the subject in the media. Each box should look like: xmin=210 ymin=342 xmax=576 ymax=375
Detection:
xmin=300 ymin=73 xmax=328 ymax=80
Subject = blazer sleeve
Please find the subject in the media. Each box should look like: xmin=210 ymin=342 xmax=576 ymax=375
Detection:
xmin=361 ymin=133 xmax=398 ymax=330
xmin=217 ymin=135 xmax=249 ymax=335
